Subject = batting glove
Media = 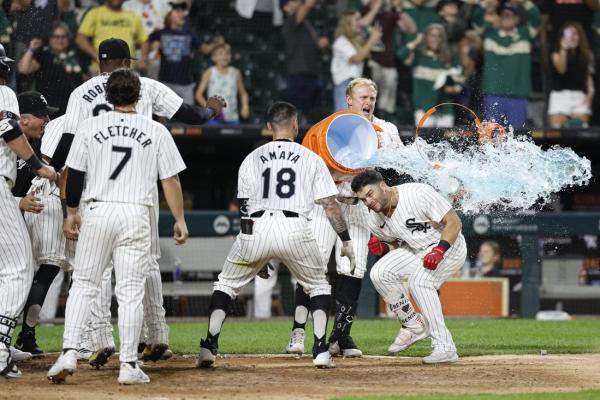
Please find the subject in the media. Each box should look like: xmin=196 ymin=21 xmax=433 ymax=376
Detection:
xmin=340 ymin=240 xmax=357 ymax=274
xmin=368 ymin=236 xmax=390 ymax=257
xmin=423 ymin=246 xmax=446 ymax=270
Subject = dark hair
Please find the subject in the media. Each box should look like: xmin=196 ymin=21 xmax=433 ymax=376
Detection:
xmin=266 ymin=101 xmax=297 ymax=129
xmin=106 ymin=68 xmax=141 ymax=107
xmin=351 ymin=169 xmax=384 ymax=193
xmin=553 ymin=21 xmax=593 ymax=67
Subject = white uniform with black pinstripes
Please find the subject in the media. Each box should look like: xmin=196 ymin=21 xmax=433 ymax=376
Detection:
xmin=215 ymin=140 xmax=336 ymax=299
xmin=0 ymin=87 xmax=35 ymax=336
xmin=63 ymin=74 xmax=183 ymax=349
xmin=63 ymin=111 xmax=185 ymax=363
xmin=308 ymin=115 xmax=403 ymax=279
xmin=368 ymin=183 xmax=467 ymax=353
xmin=24 ymin=116 xmax=75 ymax=270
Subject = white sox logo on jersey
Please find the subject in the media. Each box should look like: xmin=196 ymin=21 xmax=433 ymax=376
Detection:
xmin=405 ymin=218 xmax=431 ymax=234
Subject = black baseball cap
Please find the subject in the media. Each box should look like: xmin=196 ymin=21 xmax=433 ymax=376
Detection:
xmin=99 ymin=38 xmax=136 ymax=61
xmin=17 ymin=91 xmax=59 ymax=116
xmin=168 ymin=1 xmax=188 ymax=10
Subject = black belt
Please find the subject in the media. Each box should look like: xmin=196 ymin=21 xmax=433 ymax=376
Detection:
xmin=250 ymin=210 xmax=299 ymax=218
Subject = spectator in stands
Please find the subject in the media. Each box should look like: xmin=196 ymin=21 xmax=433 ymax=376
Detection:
xmin=58 ymin=0 xmax=78 ymax=38
xmin=236 ymin=0 xmax=284 ymax=38
xmin=474 ymin=240 xmax=502 ymax=277
xmin=123 ymin=0 xmax=171 ymax=35
xmin=481 ymin=2 xmax=540 ymax=128
xmin=398 ymin=24 xmax=464 ymax=127
xmin=547 ymin=22 xmax=594 ymax=128
xmin=147 ymin=3 xmax=199 ymax=104
xmin=195 ymin=43 xmax=250 ymax=124
xmin=541 ymin=0 xmax=598 ymax=52
xmin=331 ymin=10 xmax=382 ymax=111
xmin=76 ymin=0 xmax=149 ymax=75
xmin=17 ymin=22 xmax=83 ymax=115
xmin=0 ymin=5 xmax=13 ymax=50
xmin=281 ymin=0 xmax=329 ymax=122
xmin=471 ymin=0 xmax=500 ymax=34
xmin=403 ymin=0 xmax=440 ymax=33
xmin=360 ymin=0 xmax=416 ymax=119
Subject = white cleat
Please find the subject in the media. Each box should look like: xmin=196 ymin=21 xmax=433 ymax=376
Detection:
xmin=388 ymin=319 xmax=429 ymax=353
xmin=0 ymin=345 xmax=22 ymax=378
xmin=313 ymin=351 xmax=336 ymax=369
xmin=329 ymin=336 xmax=363 ymax=358
xmin=423 ymin=349 xmax=459 ymax=364
xmin=196 ymin=340 xmax=217 ymax=368
xmin=47 ymin=350 xmax=78 ymax=383
xmin=10 ymin=346 xmax=32 ymax=363
xmin=286 ymin=328 xmax=305 ymax=355
xmin=118 ymin=362 xmax=150 ymax=385
xmin=76 ymin=347 xmax=93 ymax=361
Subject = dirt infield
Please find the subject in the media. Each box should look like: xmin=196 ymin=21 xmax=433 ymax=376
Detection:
xmin=3 ymin=353 xmax=600 ymax=400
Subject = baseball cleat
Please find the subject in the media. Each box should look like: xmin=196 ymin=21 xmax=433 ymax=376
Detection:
xmin=118 ymin=362 xmax=150 ymax=385
xmin=313 ymin=351 xmax=336 ymax=369
xmin=286 ymin=328 xmax=305 ymax=355
xmin=15 ymin=330 xmax=44 ymax=356
xmin=10 ymin=346 xmax=32 ymax=363
xmin=329 ymin=336 xmax=362 ymax=358
xmin=0 ymin=345 xmax=22 ymax=379
xmin=196 ymin=339 xmax=217 ymax=368
xmin=388 ymin=318 xmax=429 ymax=353
xmin=422 ymin=349 xmax=459 ymax=364
xmin=47 ymin=349 xmax=78 ymax=383
xmin=89 ymin=346 xmax=115 ymax=369
xmin=142 ymin=343 xmax=173 ymax=362
xmin=76 ymin=347 xmax=93 ymax=361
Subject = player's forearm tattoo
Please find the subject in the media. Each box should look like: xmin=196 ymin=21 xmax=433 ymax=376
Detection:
xmin=317 ymin=195 xmax=348 ymax=234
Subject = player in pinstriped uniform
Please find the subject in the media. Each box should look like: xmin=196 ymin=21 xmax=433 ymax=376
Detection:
xmin=286 ymin=78 xmax=403 ymax=357
xmin=48 ymin=68 xmax=188 ymax=385
xmin=352 ymin=170 xmax=467 ymax=364
xmin=197 ymin=102 xmax=356 ymax=369
xmin=47 ymin=38 xmax=224 ymax=366
xmin=0 ymin=44 xmax=59 ymax=378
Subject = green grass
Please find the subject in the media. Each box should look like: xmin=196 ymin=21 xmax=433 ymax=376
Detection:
xmin=334 ymin=390 xmax=600 ymax=400
xmin=33 ymin=318 xmax=600 ymax=356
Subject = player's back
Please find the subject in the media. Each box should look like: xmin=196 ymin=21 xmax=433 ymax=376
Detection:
xmin=70 ymin=111 xmax=170 ymax=206
xmin=240 ymin=140 xmax=336 ymax=217
xmin=0 ymin=85 xmax=20 ymax=185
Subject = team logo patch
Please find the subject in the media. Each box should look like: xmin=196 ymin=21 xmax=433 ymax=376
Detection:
xmin=405 ymin=218 xmax=430 ymax=234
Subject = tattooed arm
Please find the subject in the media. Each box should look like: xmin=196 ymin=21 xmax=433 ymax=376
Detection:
xmin=316 ymin=195 xmax=356 ymax=273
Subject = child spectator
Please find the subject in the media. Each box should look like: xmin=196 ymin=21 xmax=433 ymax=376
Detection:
xmin=398 ymin=23 xmax=464 ymax=127
xmin=148 ymin=4 xmax=200 ymax=103
xmin=547 ymin=21 xmax=594 ymax=128
xmin=195 ymin=43 xmax=249 ymax=124
xmin=481 ymin=2 xmax=540 ymax=128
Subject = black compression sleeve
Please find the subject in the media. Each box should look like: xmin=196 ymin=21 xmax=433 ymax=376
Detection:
xmin=238 ymin=198 xmax=249 ymax=218
xmin=172 ymin=103 xmax=215 ymax=125
xmin=51 ymin=133 xmax=74 ymax=170
xmin=1 ymin=119 xmax=22 ymax=142
xmin=65 ymin=168 xmax=85 ymax=208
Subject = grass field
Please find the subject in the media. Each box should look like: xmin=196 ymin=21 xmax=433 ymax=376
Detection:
xmin=33 ymin=318 xmax=600 ymax=356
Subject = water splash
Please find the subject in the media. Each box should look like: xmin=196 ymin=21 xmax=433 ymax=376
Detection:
xmin=366 ymin=130 xmax=592 ymax=214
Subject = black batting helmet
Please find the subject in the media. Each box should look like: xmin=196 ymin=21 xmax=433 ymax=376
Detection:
xmin=0 ymin=44 xmax=14 ymax=73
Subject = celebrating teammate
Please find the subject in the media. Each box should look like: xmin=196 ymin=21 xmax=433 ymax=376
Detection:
xmin=286 ymin=77 xmax=402 ymax=357
xmin=351 ymin=169 xmax=466 ymax=364
xmin=47 ymin=68 xmax=188 ymax=385
xmin=0 ymin=45 xmax=58 ymax=379
xmin=196 ymin=102 xmax=355 ymax=369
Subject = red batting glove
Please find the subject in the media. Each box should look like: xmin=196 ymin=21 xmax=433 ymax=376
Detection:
xmin=423 ymin=246 xmax=446 ymax=270
xmin=368 ymin=236 xmax=390 ymax=257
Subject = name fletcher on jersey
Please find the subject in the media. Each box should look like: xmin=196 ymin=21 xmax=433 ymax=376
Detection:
xmin=93 ymin=124 xmax=152 ymax=148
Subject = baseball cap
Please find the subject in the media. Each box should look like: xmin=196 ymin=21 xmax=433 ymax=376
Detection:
xmin=168 ymin=1 xmax=188 ymax=10
xmin=98 ymin=38 xmax=136 ymax=61
xmin=17 ymin=91 xmax=59 ymax=116
xmin=498 ymin=3 xmax=519 ymax=15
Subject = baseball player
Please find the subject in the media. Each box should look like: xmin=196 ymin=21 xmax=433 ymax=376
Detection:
xmin=286 ymin=78 xmax=403 ymax=357
xmin=47 ymin=68 xmax=188 ymax=384
xmin=0 ymin=44 xmax=58 ymax=378
xmin=46 ymin=37 xmax=224 ymax=366
xmin=352 ymin=169 xmax=466 ymax=364
xmin=197 ymin=102 xmax=355 ymax=370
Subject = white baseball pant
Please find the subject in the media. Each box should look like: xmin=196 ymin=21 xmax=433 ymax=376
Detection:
xmin=370 ymin=235 xmax=467 ymax=352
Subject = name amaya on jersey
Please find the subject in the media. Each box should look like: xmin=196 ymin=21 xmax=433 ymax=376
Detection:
xmin=66 ymin=111 xmax=185 ymax=206
xmin=239 ymin=140 xmax=338 ymax=217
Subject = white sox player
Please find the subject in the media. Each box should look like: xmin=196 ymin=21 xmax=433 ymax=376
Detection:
xmin=352 ymin=169 xmax=467 ymax=364
xmin=286 ymin=78 xmax=403 ymax=357
xmin=0 ymin=52 xmax=58 ymax=378
xmin=48 ymin=38 xmax=224 ymax=365
xmin=48 ymin=68 xmax=188 ymax=385
xmin=197 ymin=102 xmax=356 ymax=370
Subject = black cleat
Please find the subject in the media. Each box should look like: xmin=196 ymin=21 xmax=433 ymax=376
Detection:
xmin=196 ymin=339 xmax=217 ymax=368
xmin=88 ymin=347 xmax=115 ymax=369
xmin=15 ymin=330 xmax=44 ymax=356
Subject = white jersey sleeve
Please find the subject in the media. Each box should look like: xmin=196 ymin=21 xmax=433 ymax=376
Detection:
xmin=0 ymin=86 xmax=19 ymax=119
xmin=157 ymin=126 xmax=186 ymax=179
xmin=237 ymin=155 xmax=255 ymax=199
xmin=141 ymin=77 xmax=184 ymax=119
xmin=373 ymin=116 xmax=403 ymax=148
xmin=65 ymin=121 xmax=90 ymax=172
xmin=417 ymin=183 xmax=452 ymax=223
xmin=41 ymin=115 xmax=66 ymax=158
xmin=312 ymin=155 xmax=338 ymax=201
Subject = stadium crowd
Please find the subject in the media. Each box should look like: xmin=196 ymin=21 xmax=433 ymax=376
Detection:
xmin=0 ymin=0 xmax=598 ymax=129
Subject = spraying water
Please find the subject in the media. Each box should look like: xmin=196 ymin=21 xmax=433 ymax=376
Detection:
xmin=366 ymin=129 xmax=592 ymax=214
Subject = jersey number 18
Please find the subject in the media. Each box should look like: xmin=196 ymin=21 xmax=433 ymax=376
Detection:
xmin=262 ymin=168 xmax=296 ymax=199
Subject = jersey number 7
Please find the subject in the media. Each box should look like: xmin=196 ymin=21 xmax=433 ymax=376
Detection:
xmin=110 ymin=146 xmax=132 ymax=180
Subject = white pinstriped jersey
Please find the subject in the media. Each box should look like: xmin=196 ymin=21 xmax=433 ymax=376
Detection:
xmin=63 ymin=74 xmax=183 ymax=136
xmin=66 ymin=111 xmax=186 ymax=205
xmin=368 ymin=183 xmax=454 ymax=251
xmin=239 ymin=140 xmax=338 ymax=217
xmin=41 ymin=115 xmax=65 ymax=159
xmin=0 ymin=86 xmax=21 ymax=186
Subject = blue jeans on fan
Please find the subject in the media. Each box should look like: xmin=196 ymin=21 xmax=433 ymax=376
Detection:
xmin=483 ymin=95 xmax=528 ymax=128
